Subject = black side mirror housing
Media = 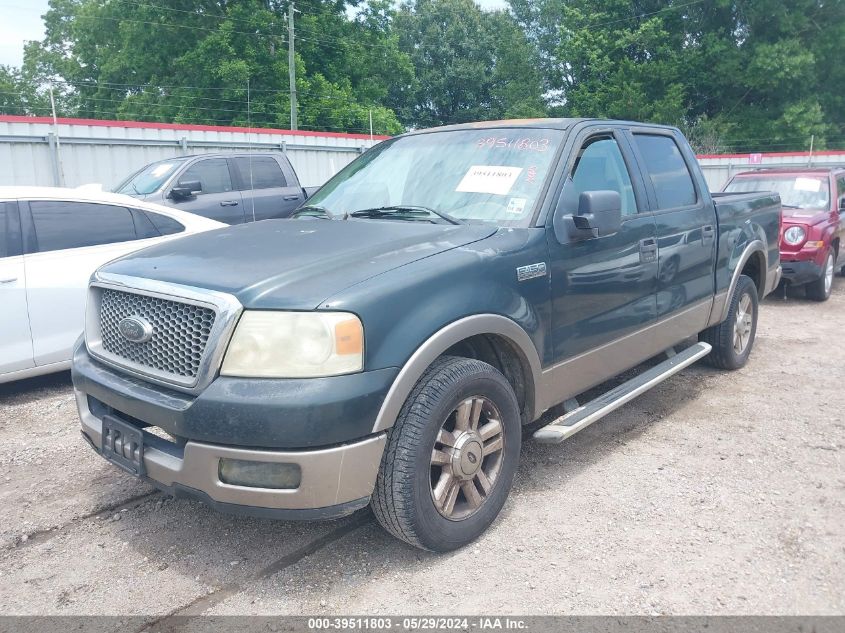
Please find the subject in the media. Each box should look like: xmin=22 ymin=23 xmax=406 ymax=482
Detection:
xmin=554 ymin=190 xmax=623 ymax=243
xmin=170 ymin=180 xmax=202 ymax=200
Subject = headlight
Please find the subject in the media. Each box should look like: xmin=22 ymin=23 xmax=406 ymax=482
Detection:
xmin=221 ymin=311 xmax=363 ymax=378
xmin=783 ymin=226 xmax=806 ymax=246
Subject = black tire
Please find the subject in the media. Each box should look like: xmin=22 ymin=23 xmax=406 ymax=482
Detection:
xmin=806 ymin=250 xmax=834 ymax=301
xmin=371 ymin=356 xmax=521 ymax=551
xmin=699 ymin=274 xmax=758 ymax=370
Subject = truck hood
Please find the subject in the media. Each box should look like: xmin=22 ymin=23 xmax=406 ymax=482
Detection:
xmin=99 ymin=219 xmax=497 ymax=309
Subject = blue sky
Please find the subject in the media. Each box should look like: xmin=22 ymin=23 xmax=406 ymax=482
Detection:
xmin=0 ymin=0 xmax=510 ymax=67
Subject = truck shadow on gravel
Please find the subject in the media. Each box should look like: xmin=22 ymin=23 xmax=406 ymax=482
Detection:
xmin=79 ymin=362 xmax=716 ymax=608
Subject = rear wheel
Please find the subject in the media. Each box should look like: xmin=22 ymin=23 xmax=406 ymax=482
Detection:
xmin=806 ymin=250 xmax=835 ymax=301
xmin=371 ymin=356 xmax=521 ymax=551
xmin=700 ymin=274 xmax=758 ymax=370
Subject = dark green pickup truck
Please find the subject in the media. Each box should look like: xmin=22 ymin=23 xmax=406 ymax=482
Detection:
xmin=72 ymin=119 xmax=781 ymax=551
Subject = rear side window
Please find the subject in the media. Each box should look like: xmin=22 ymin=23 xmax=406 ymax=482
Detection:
xmin=0 ymin=201 xmax=23 ymax=257
xmin=633 ymin=134 xmax=697 ymax=209
xmin=144 ymin=210 xmax=185 ymax=235
xmin=178 ymin=158 xmax=233 ymax=194
xmin=234 ymin=156 xmax=288 ymax=189
xmin=28 ymin=201 xmax=137 ymax=253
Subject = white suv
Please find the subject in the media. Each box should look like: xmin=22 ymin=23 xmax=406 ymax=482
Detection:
xmin=0 ymin=187 xmax=224 ymax=384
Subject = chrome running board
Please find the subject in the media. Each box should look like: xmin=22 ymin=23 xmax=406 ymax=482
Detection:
xmin=533 ymin=342 xmax=712 ymax=444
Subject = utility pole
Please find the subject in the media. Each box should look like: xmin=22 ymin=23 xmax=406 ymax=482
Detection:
xmin=288 ymin=2 xmax=297 ymax=130
xmin=48 ymin=82 xmax=65 ymax=186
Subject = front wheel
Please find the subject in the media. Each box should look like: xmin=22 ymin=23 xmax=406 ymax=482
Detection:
xmin=371 ymin=356 xmax=521 ymax=551
xmin=806 ymin=250 xmax=835 ymax=301
xmin=700 ymin=274 xmax=759 ymax=370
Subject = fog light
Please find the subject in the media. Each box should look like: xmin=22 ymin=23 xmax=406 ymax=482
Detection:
xmin=218 ymin=459 xmax=302 ymax=489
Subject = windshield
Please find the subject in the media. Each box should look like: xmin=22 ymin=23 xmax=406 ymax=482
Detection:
xmin=114 ymin=159 xmax=187 ymax=195
xmin=726 ymin=175 xmax=830 ymax=210
xmin=305 ymin=128 xmax=565 ymax=226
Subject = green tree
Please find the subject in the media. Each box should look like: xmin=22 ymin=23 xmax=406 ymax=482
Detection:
xmin=394 ymin=0 xmax=546 ymax=127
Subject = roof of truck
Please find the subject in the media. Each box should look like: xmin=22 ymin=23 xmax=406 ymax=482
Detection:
xmin=732 ymin=167 xmax=844 ymax=177
xmin=401 ymin=118 xmax=681 ymax=137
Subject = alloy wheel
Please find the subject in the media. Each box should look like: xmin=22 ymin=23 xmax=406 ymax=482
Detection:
xmin=733 ymin=293 xmax=754 ymax=355
xmin=430 ymin=396 xmax=505 ymax=520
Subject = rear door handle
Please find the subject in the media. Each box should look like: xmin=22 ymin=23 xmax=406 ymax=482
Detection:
xmin=220 ymin=200 xmax=240 ymax=207
xmin=283 ymin=195 xmax=301 ymax=201
xmin=0 ymin=277 xmax=18 ymax=284
xmin=702 ymin=225 xmax=715 ymax=244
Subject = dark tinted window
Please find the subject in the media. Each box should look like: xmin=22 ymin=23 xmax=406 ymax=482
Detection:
xmin=131 ymin=209 xmax=160 ymax=239
xmin=569 ymin=136 xmax=638 ymax=216
xmin=29 ymin=201 xmax=137 ymax=252
xmin=144 ymin=210 xmax=185 ymax=235
xmin=234 ymin=156 xmax=287 ymax=189
xmin=0 ymin=201 xmax=23 ymax=257
xmin=179 ymin=158 xmax=233 ymax=194
xmin=837 ymin=176 xmax=845 ymax=209
xmin=633 ymin=134 xmax=697 ymax=209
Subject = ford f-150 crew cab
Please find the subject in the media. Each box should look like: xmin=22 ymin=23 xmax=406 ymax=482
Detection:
xmin=724 ymin=167 xmax=845 ymax=301
xmin=72 ymin=119 xmax=782 ymax=551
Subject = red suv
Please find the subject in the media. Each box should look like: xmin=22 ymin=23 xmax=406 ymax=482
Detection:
xmin=725 ymin=168 xmax=845 ymax=301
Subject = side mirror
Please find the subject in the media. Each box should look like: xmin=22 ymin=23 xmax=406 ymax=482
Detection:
xmin=554 ymin=190 xmax=623 ymax=242
xmin=170 ymin=180 xmax=202 ymax=200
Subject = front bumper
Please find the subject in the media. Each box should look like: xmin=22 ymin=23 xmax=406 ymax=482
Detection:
xmin=77 ymin=389 xmax=386 ymax=518
xmin=780 ymin=260 xmax=823 ymax=286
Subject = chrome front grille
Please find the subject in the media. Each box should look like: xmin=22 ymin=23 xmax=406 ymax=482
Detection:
xmin=99 ymin=289 xmax=216 ymax=379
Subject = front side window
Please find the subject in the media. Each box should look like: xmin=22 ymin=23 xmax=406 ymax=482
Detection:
xmin=725 ymin=175 xmax=831 ymax=210
xmin=29 ymin=201 xmax=137 ymax=252
xmin=633 ymin=134 xmax=697 ymax=209
xmin=305 ymin=128 xmax=565 ymax=226
xmin=837 ymin=176 xmax=845 ymax=210
xmin=566 ymin=136 xmax=638 ymax=216
xmin=234 ymin=157 xmax=287 ymax=189
xmin=178 ymin=159 xmax=233 ymax=195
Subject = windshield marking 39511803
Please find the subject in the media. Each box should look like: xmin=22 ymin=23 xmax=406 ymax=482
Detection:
xmin=303 ymin=128 xmax=564 ymax=228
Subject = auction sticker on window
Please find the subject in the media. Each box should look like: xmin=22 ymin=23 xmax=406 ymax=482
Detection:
xmin=456 ymin=165 xmax=523 ymax=195
xmin=795 ymin=177 xmax=822 ymax=192
xmin=506 ymin=197 xmax=527 ymax=214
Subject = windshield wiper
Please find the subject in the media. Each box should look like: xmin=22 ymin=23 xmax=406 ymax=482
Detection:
xmin=781 ymin=204 xmax=802 ymax=209
xmin=349 ymin=205 xmax=464 ymax=225
xmin=290 ymin=205 xmax=333 ymax=219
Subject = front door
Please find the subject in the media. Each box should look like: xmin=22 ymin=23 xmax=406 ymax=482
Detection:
xmin=0 ymin=201 xmax=34 ymax=375
xmin=547 ymin=130 xmax=658 ymax=365
xmin=168 ymin=157 xmax=245 ymax=224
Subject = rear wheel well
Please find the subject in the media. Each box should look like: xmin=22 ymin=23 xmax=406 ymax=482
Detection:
xmin=442 ymin=334 xmax=534 ymax=425
xmin=740 ymin=251 xmax=765 ymax=295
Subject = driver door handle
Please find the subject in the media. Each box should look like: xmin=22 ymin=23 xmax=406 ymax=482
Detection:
xmin=283 ymin=195 xmax=301 ymax=201
xmin=220 ymin=200 xmax=240 ymax=207
xmin=639 ymin=237 xmax=657 ymax=264
xmin=0 ymin=276 xmax=18 ymax=284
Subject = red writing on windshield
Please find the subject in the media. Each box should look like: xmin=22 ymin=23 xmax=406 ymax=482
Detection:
xmin=476 ymin=137 xmax=551 ymax=152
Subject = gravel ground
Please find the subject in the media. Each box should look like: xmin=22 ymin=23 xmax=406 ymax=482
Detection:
xmin=1 ymin=280 xmax=843 ymax=621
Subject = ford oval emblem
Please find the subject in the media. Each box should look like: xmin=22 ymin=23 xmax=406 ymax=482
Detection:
xmin=118 ymin=316 xmax=153 ymax=343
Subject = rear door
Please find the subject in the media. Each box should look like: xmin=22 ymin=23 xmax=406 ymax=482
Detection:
xmin=627 ymin=130 xmax=717 ymax=319
xmin=167 ymin=157 xmax=245 ymax=224
xmin=547 ymin=127 xmax=658 ymax=363
xmin=0 ymin=201 xmax=34 ymax=375
xmin=21 ymin=200 xmax=156 ymax=366
xmin=233 ymin=155 xmax=304 ymax=221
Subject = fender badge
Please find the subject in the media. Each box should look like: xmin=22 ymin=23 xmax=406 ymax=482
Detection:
xmin=516 ymin=262 xmax=547 ymax=282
